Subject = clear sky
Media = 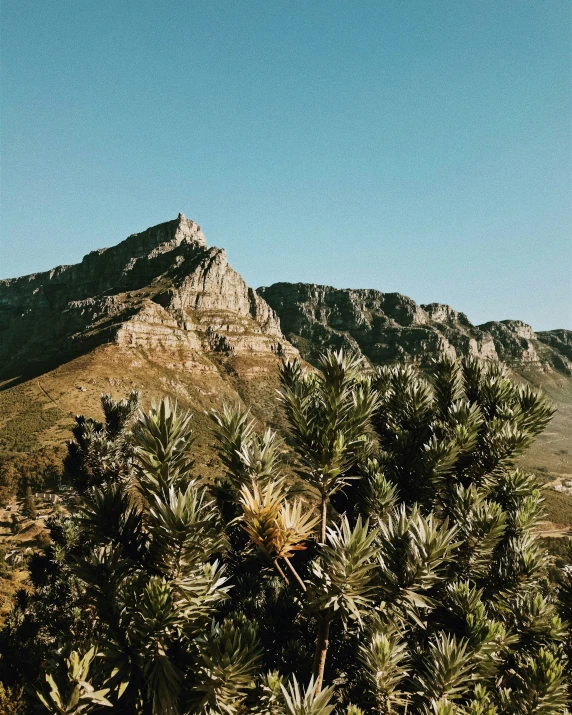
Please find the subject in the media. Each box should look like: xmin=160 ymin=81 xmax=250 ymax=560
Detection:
xmin=1 ymin=1 xmax=570 ymax=331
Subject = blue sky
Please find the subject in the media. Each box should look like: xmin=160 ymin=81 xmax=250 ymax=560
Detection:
xmin=1 ymin=1 xmax=570 ymax=330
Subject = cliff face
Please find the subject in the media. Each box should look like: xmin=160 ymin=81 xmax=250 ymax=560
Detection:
xmin=257 ymin=282 xmax=571 ymax=373
xmin=3 ymin=216 xmax=568 ymax=381
xmin=0 ymin=217 xmax=570 ymax=497
xmin=0 ymin=215 xmax=291 ymax=379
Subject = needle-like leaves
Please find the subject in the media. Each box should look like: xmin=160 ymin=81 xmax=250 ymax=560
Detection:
xmin=310 ymin=516 xmax=378 ymax=625
xmin=280 ymin=676 xmax=335 ymax=715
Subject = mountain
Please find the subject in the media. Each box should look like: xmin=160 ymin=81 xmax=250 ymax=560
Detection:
xmin=257 ymin=282 xmax=571 ymax=372
xmin=1 ymin=216 xmax=570 ymax=526
xmin=0 ymin=215 xmax=295 ymax=478
xmin=0 ymin=213 xmax=292 ymax=379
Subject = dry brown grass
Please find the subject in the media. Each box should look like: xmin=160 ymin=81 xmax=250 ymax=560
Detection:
xmin=0 ymin=345 xmax=571 ymax=525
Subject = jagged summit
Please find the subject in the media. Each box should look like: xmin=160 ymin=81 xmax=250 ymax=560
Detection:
xmin=1 ymin=214 xmax=207 ymax=292
xmin=258 ymin=281 xmax=571 ymax=373
xmin=121 ymin=212 xmax=207 ymax=253
xmin=0 ymin=217 xmax=291 ymax=380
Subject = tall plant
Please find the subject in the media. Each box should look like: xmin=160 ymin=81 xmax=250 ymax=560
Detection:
xmin=0 ymin=354 xmax=568 ymax=714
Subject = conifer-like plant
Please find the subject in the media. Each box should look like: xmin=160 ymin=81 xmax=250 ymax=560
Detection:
xmin=0 ymin=353 xmax=569 ymax=714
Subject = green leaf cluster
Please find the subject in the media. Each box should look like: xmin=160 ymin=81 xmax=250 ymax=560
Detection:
xmin=0 ymin=353 xmax=569 ymax=714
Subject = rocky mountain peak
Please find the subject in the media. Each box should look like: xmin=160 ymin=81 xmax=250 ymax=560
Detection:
xmin=421 ymin=303 xmax=472 ymax=327
xmin=90 ymin=212 xmax=207 ymax=265
xmin=0 ymin=217 xmax=292 ymax=380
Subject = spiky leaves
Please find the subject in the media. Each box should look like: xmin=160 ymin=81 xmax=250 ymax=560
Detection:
xmin=310 ymin=517 xmax=378 ymax=626
xmin=193 ymin=618 xmax=262 ymax=715
xmin=375 ymin=505 xmax=458 ymax=625
xmin=134 ymin=397 xmax=195 ymax=500
xmin=307 ymin=517 xmax=380 ymax=691
xmin=503 ymin=648 xmax=568 ymax=715
xmin=212 ymin=404 xmax=285 ymax=489
xmin=37 ymin=648 xmax=112 ymax=714
xmin=372 ymin=358 xmax=554 ymax=509
xmin=280 ymin=351 xmax=378 ymax=541
xmin=280 ymin=676 xmax=335 ymax=715
xmin=411 ymin=633 xmax=474 ymax=707
xmin=358 ymin=459 xmax=398 ymax=521
xmin=147 ymin=484 xmax=226 ymax=579
xmin=554 ymin=541 xmax=572 ymax=665
xmin=240 ymin=480 xmax=319 ymax=563
xmin=51 ymin=399 xmax=232 ymax=715
xmin=212 ymin=404 xmax=256 ymax=485
xmin=358 ymin=621 xmax=409 ymax=713
xmin=446 ymin=485 xmax=506 ymax=582
xmin=65 ymin=391 xmax=140 ymax=490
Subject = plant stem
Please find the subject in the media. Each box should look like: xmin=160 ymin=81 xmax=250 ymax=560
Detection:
xmin=283 ymin=556 xmax=307 ymax=592
xmin=312 ymin=611 xmax=333 ymax=692
xmin=273 ymin=558 xmax=290 ymax=585
xmin=320 ymin=493 xmax=327 ymax=543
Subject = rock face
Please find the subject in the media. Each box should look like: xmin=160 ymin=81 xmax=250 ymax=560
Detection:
xmin=1 ymin=216 xmax=568 ymax=382
xmin=536 ymin=329 xmax=572 ymax=371
xmin=0 ymin=215 xmax=292 ymax=378
xmin=257 ymin=283 xmax=571 ymax=372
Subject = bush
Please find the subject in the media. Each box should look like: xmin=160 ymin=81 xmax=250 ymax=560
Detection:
xmin=0 ymin=446 xmax=64 ymax=503
xmin=0 ymin=682 xmax=25 ymax=715
xmin=9 ymin=514 xmax=20 ymax=535
xmin=1 ymin=355 xmax=569 ymax=714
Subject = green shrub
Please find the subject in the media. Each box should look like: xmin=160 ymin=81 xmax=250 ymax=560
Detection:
xmin=1 ymin=355 xmax=569 ymax=714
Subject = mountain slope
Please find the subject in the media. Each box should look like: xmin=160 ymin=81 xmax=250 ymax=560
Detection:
xmin=0 ymin=219 xmax=570 ymax=527
xmin=258 ymin=282 xmax=572 ymax=528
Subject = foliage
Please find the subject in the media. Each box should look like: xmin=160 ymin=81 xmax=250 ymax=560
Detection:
xmin=37 ymin=648 xmax=113 ymax=714
xmin=0 ymin=397 xmax=64 ymax=452
xmin=0 ymin=681 xmax=25 ymax=714
xmin=64 ymin=390 xmax=139 ymax=491
xmin=0 ymin=354 xmax=569 ymax=714
xmin=0 ymin=446 xmax=64 ymax=504
xmin=22 ymin=486 xmax=37 ymax=520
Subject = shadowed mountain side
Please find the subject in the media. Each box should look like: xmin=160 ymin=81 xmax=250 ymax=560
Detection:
xmin=0 ymin=215 xmax=294 ymax=384
xmin=257 ymin=282 xmax=571 ymax=373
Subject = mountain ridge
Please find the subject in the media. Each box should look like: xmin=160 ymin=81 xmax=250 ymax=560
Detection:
xmin=2 ymin=215 xmax=569 ymax=384
xmin=257 ymin=281 xmax=571 ymax=373
xmin=0 ymin=214 xmax=293 ymax=383
xmin=0 ymin=216 xmax=570 ymax=525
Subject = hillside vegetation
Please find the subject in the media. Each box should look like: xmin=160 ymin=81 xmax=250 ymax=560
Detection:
xmin=1 ymin=352 xmax=570 ymax=714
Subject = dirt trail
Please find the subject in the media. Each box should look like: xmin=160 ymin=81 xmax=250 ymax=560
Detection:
xmin=535 ymin=521 xmax=571 ymax=538
xmin=38 ymin=381 xmax=63 ymax=408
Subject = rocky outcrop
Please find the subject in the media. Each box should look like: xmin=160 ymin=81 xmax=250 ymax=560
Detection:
xmin=477 ymin=320 xmax=538 ymax=363
xmin=0 ymin=215 xmax=292 ymax=378
xmin=2 ymin=216 xmax=568 ymax=381
xmin=0 ymin=215 xmax=206 ymax=309
xmin=258 ymin=282 xmax=571 ymax=373
xmin=536 ymin=329 xmax=572 ymax=371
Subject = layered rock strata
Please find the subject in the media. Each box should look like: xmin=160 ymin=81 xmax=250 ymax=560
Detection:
xmin=0 ymin=215 xmax=291 ymax=378
xmin=258 ymin=283 xmax=570 ymax=372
